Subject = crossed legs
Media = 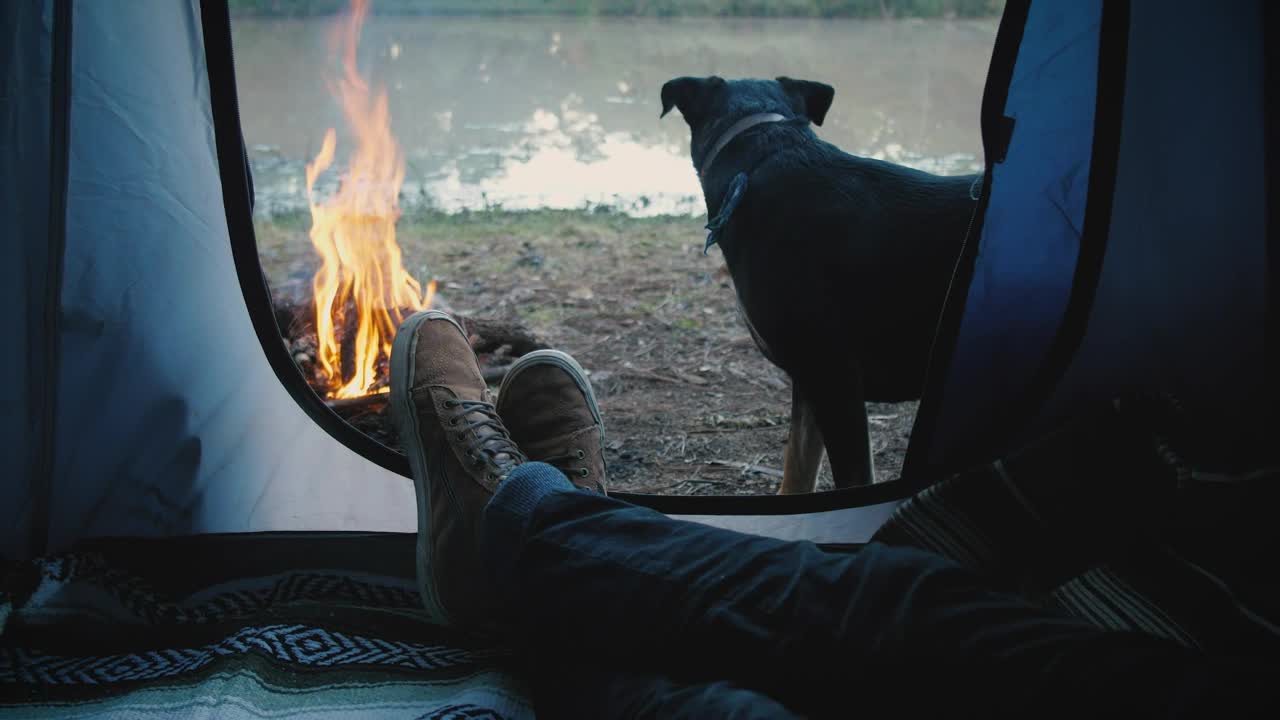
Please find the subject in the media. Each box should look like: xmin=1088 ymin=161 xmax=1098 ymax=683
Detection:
xmin=389 ymin=310 xmax=1269 ymax=719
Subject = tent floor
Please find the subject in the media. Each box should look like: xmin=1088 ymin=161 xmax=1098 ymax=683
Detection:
xmin=0 ymin=533 xmax=532 ymax=719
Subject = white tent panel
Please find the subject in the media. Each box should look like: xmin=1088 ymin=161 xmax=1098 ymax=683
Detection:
xmin=48 ymin=0 xmax=414 ymax=551
xmin=677 ymin=501 xmax=902 ymax=545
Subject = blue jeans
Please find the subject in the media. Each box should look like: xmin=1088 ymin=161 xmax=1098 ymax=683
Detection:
xmin=481 ymin=463 xmax=1273 ymax=719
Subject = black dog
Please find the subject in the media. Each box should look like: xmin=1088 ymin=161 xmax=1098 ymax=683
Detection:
xmin=661 ymin=75 xmax=978 ymax=492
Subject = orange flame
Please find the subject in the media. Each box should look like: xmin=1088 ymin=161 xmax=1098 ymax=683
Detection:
xmin=305 ymin=0 xmax=434 ymax=399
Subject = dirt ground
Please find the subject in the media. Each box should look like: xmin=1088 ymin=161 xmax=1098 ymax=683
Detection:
xmin=256 ymin=209 xmax=917 ymax=496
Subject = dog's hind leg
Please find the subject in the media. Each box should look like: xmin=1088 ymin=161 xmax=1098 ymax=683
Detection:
xmin=778 ymin=384 xmax=825 ymax=495
xmin=818 ymin=372 xmax=877 ymax=489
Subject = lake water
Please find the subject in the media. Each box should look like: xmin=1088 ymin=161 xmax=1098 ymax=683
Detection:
xmin=231 ymin=15 xmax=998 ymax=218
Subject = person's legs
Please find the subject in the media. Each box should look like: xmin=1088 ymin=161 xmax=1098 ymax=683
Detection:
xmin=484 ymin=463 xmax=1274 ymax=719
xmin=390 ymin=310 xmax=1274 ymax=719
xmin=493 ymin=346 xmax=809 ymax=718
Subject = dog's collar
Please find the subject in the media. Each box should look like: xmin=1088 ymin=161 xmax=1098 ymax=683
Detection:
xmin=698 ymin=112 xmax=786 ymax=180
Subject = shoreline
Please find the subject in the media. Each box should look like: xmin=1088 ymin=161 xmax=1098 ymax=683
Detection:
xmin=230 ymin=1 xmax=1004 ymax=20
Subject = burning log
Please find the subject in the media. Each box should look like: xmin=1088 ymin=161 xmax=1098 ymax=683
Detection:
xmin=324 ymin=393 xmax=388 ymax=413
xmin=459 ymin=317 xmax=550 ymax=357
xmin=273 ymin=292 xmax=545 ymax=396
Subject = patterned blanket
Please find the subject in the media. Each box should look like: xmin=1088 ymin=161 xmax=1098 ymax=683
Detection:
xmin=0 ymin=533 xmax=533 ymax=719
xmin=4 ymin=402 xmax=1274 ymax=718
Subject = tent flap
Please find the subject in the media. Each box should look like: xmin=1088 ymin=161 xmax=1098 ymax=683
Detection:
xmin=908 ymin=0 xmax=1274 ymax=479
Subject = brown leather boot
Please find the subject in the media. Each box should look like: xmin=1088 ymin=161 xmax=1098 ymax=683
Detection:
xmin=389 ymin=309 xmax=526 ymax=632
xmin=497 ymin=349 xmax=608 ymax=494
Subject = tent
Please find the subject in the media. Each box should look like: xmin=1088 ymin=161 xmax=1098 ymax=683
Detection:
xmin=2 ymin=0 xmax=1276 ymax=715
xmin=6 ymin=0 xmax=1273 ymax=558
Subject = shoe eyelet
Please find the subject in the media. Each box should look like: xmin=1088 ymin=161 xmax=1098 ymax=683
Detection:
xmin=576 ymin=449 xmax=585 ymax=459
xmin=579 ymin=468 xmax=589 ymax=478
xmin=449 ymin=418 xmax=459 ymax=426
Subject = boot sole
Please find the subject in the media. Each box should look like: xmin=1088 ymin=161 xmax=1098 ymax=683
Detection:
xmin=498 ymin=348 xmax=606 ymax=463
xmin=389 ymin=309 xmax=460 ymax=626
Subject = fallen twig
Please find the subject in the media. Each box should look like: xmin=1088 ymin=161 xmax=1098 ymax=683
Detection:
xmin=687 ymin=425 xmax=780 ymax=434
xmin=619 ymin=367 xmax=686 ymax=385
xmin=573 ymin=334 xmax=615 ymax=357
xmin=674 ymin=370 xmax=709 ymax=385
xmin=682 ymin=478 xmax=735 ymax=491
xmin=705 ymin=459 xmax=784 ymax=478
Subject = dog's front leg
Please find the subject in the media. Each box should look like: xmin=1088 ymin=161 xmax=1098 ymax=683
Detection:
xmin=778 ymin=383 xmax=826 ymax=494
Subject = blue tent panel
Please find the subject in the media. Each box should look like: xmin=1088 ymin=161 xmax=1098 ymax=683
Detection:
xmin=1034 ymin=0 xmax=1268 ymax=436
xmin=908 ymin=0 xmax=1274 ymax=480
xmin=921 ymin=0 xmax=1101 ymax=471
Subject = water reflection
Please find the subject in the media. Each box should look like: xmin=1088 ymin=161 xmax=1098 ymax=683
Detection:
xmin=234 ymin=15 xmax=996 ymax=218
xmin=417 ymin=122 xmax=702 ymax=216
xmin=410 ymin=99 xmax=702 ymax=216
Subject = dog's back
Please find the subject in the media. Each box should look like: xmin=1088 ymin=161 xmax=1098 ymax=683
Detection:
xmin=717 ymin=130 xmax=976 ymax=400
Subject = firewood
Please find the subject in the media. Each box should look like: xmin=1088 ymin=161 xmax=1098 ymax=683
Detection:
xmin=272 ymin=287 xmax=546 ymax=404
xmin=459 ymin=317 xmax=550 ymax=356
xmin=324 ymin=394 xmax=388 ymax=413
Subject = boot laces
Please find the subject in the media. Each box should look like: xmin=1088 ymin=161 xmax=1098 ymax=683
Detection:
xmin=444 ymin=399 xmax=526 ymax=476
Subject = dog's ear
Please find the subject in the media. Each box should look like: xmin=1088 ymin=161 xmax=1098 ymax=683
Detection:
xmin=661 ymin=76 xmax=723 ymax=123
xmin=776 ymin=77 xmax=834 ymax=126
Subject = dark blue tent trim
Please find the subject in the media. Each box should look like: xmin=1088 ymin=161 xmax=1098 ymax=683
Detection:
xmin=1267 ymin=1 xmax=1279 ymax=424
xmin=30 ymin=0 xmax=74 ymax=558
xmin=903 ymin=0 xmax=1031 ymax=485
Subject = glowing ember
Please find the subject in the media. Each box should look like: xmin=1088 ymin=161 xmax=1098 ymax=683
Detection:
xmin=305 ymin=0 xmax=435 ymax=399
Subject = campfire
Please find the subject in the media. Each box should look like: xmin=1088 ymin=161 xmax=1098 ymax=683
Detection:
xmin=303 ymin=0 xmax=434 ymax=401
xmin=276 ymin=0 xmax=546 ymax=446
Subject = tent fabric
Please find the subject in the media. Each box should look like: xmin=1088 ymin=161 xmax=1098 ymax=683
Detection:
xmin=0 ymin=2 xmax=60 ymax=561
xmin=1033 ymin=0 xmax=1269 ymax=435
xmin=39 ymin=0 xmax=418 ymax=551
xmin=906 ymin=0 xmax=1275 ymax=479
